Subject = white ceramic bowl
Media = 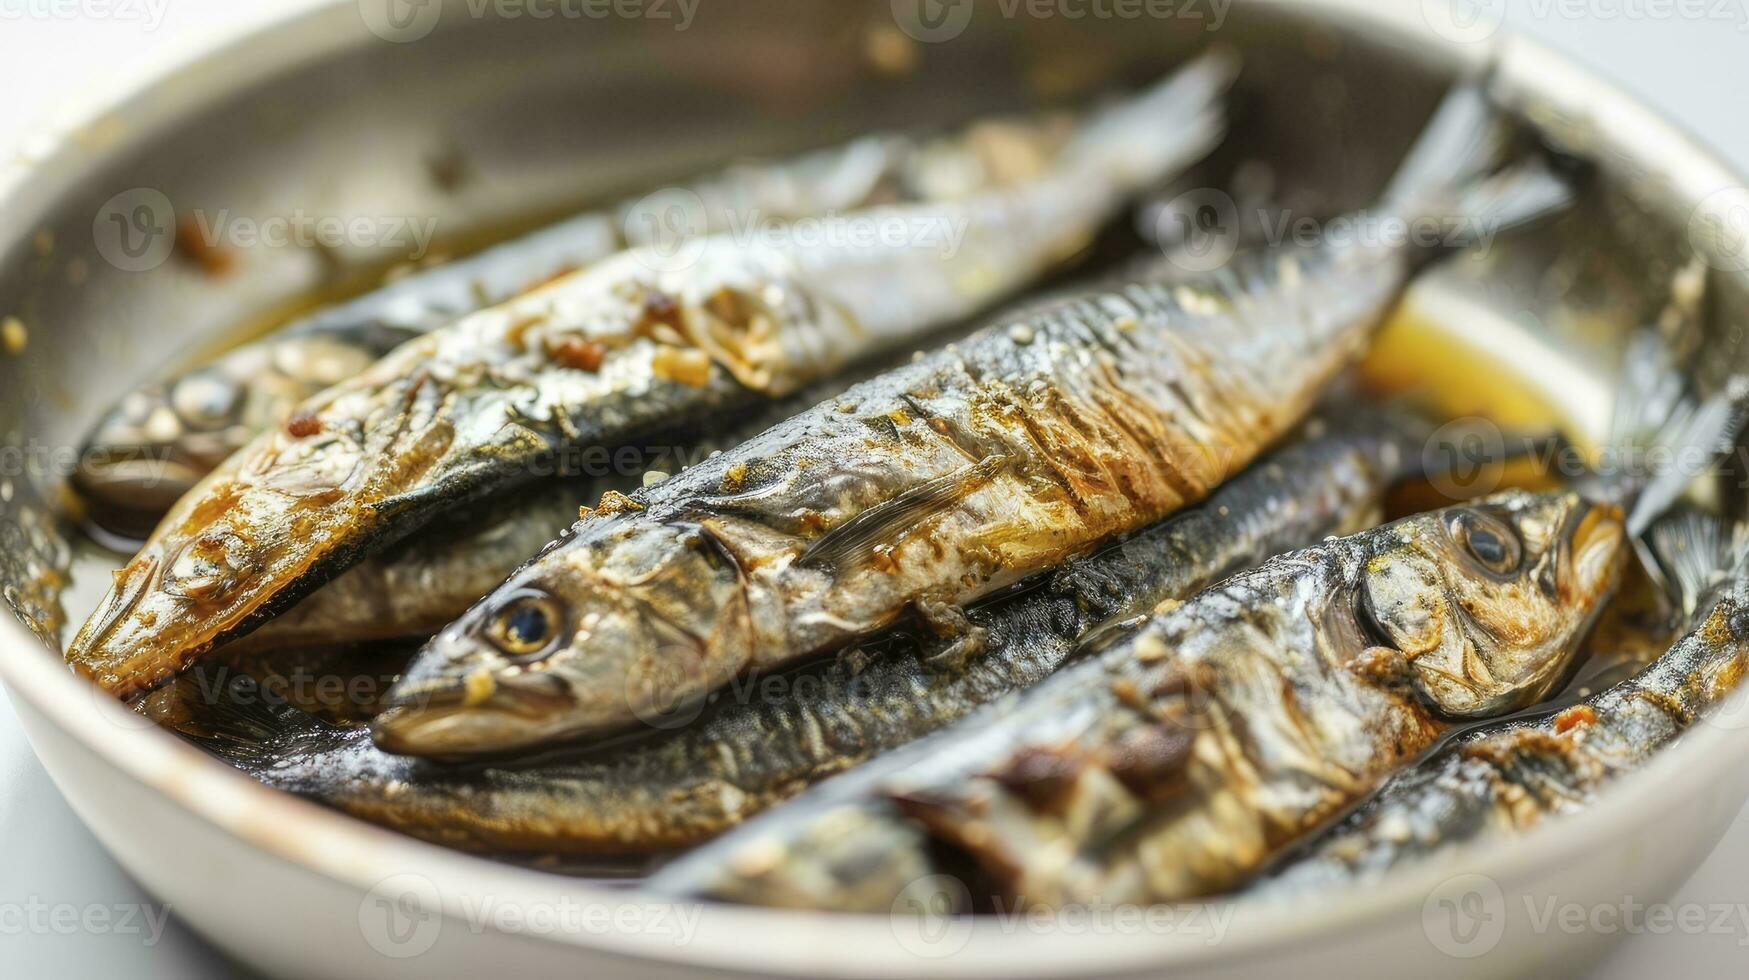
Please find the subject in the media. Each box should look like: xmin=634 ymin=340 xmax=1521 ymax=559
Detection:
xmin=5 ymin=2 xmax=1749 ymax=976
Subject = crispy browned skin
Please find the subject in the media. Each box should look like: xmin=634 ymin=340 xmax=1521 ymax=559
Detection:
xmin=375 ymin=243 xmax=1406 ymax=755
xmin=375 ymin=77 xmax=1575 ymax=758
xmin=1259 ymin=514 xmax=1749 ymax=893
xmin=166 ymin=407 xmax=1443 ymax=853
xmin=71 ymin=103 xmax=1084 ymax=538
xmin=649 ymin=491 xmax=1625 ymax=910
xmin=69 ymin=58 xmax=1233 ymax=698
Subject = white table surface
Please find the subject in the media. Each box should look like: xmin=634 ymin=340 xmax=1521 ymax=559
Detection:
xmin=4 ymin=2 xmax=1749 ymax=975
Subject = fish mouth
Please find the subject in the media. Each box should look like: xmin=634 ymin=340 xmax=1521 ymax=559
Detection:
xmin=372 ymin=673 xmax=576 ymax=758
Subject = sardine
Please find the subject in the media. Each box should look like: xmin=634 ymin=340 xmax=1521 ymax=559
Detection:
xmin=166 ymin=405 xmax=1465 ymax=853
xmin=69 ymin=54 xmax=1238 ymax=699
xmin=646 ymin=356 xmax=1739 ymax=913
xmin=73 ymin=103 xmax=1087 ymax=538
xmin=1254 ymin=512 xmax=1749 ymax=894
xmin=373 ymin=81 xmax=1574 ymax=756
xmin=645 ymin=488 xmax=1627 ymax=910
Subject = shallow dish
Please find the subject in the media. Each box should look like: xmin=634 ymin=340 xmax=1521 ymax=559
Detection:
xmin=4 ymin=1 xmax=1749 ymax=977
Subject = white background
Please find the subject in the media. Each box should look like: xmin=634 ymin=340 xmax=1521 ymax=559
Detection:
xmin=3 ymin=1 xmax=1749 ymax=975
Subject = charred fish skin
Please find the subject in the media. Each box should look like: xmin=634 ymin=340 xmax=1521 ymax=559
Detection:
xmin=653 ymin=340 xmax=1734 ymax=912
xmin=222 ymin=363 xmax=896 ymax=656
xmin=67 ymin=55 xmax=1237 ymax=699
xmin=70 ymin=116 xmax=1084 ymax=538
xmin=375 ymin=250 xmax=1392 ymax=752
xmin=1257 ymin=514 xmax=1749 ymax=894
xmin=375 ymin=80 xmax=1574 ymax=757
xmin=647 ymin=488 xmax=1625 ymax=911
xmin=221 ymin=370 xmax=870 ymax=656
xmin=177 ymin=407 xmax=1449 ymax=854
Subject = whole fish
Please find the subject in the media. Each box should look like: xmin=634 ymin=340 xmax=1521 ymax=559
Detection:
xmin=373 ymin=81 xmax=1574 ymax=756
xmin=166 ymin=405 xmax=1466 ymax=853
xmin=646 ymin=343 xmax=1736 ymax=913
xmin=1256 ymin=512 xmax=1749 ymax=894
xmin=646 ymin=488 xmax=1627 ymax=910
xmin=68 ymin=54 xmax=1237 ymax=699
xmin=73 ymin=106 xmax=1085 ymax=538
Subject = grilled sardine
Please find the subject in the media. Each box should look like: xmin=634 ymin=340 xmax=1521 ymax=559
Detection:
xmin=170 ymin=405 xmax=1466 ymax=852
xmin=69 ymin=54 xmax=1237 ymax=698
xmin=375 ymin=81 xmax=1572 ymax=756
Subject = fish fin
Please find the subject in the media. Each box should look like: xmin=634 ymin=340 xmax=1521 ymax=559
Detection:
xmin=797 ymin=455 xmax=1008 ymax=570
xmin=1645 ymin=512 xmax=1749 ymax=623
xmin=1626 ymin=376 xmax=1749 ymax=536
xmin=137 ymin=669 xmax=308 ymax=767
xmin=1600 ymin=329 xmax=1749 ymax=535
xmin=1064 ymin=47 xmax=1236 ymax=190
xmin=1380 ymin=80 xmax=1572 ymax=247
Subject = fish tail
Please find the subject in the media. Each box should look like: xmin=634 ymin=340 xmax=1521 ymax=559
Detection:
xmin=1645 ymin=512 xmax=1749 ymax=622
xmin=149 ymin=669 xmax=346 ymax=773
xmin=1601 ymin=329 xmax=1749 ymax=535
xmin=1379 ymin=80 xmax=1572 ymax=249
xmin=1064 ymin=47 xmax=1237 ymax=190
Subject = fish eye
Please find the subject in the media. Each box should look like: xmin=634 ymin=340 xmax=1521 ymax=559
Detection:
xmin=1448 ymin=509 xmax=1522 ymax=576
xmin=485 ymin=589 xmax=566 ymax=660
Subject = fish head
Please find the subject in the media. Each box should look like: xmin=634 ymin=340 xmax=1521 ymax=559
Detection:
xmin=1358 ymin=489 xmax=1625 ymax=718
xmin=372 ymin=515 xmax=751 ymax=757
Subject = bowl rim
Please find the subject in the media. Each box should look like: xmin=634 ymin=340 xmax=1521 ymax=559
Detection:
xmin=4 ymin=0 xmax=1749 ymax=975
